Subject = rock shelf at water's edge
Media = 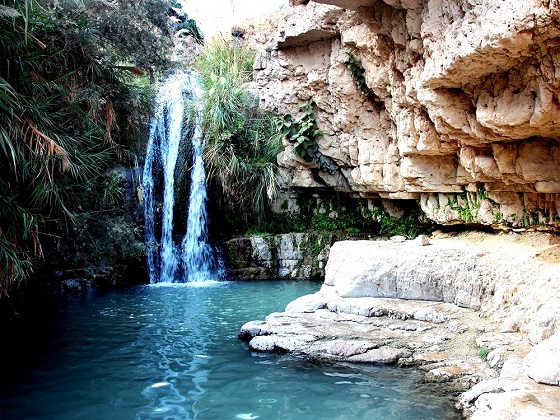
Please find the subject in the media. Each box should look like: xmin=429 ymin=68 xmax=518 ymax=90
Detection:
xmin=238 ymin=233 xmax=560 ymax=418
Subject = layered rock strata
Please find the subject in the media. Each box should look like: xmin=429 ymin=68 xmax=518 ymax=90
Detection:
xmin=224 ymin=233 xmax=331 ymax=279
xmin=238 ymin=234 xmax=560 ymax=418
xmin=254 ymin=0 xmax=560 ymax=229
xmin=224 ymin=232 xmax=383 ymax=280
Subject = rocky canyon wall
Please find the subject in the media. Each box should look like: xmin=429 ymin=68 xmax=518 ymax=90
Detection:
xmin=254 ymin=0 xmax=560 ymax=229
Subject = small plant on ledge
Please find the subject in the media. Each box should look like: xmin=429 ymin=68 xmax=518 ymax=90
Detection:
xmin=279 ymin=98 xmax=337 ymax=173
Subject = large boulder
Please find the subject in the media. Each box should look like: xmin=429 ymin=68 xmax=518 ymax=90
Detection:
xmin=323 ymin=236 xmax=560 ymax=342
xmin=525 ymin=332 xmax=560 ymax=386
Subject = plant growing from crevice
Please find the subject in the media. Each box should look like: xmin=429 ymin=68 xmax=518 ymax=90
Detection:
xmin=279 ymin=98 xmax=337 ymax=173
xmin=231 ymin=26 xmax=246 ymax=39
xmin=345 ymin=52 xmax=369 ymax=95
xmin=176 ymin=18 xmax=204 ymax=44
xmin=262 ymin=190 xmax=437 ymax=239
xmin=377 ymin=214 xmax=430 ymax=239
xmin=477 ymin=346 xmax=490 ymax=359
xmin=345 ymin=51 xmax=384 ymax=107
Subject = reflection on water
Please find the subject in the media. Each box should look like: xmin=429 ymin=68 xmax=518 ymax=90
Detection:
xmin=1 ymin=281 xmax=459 ymax=419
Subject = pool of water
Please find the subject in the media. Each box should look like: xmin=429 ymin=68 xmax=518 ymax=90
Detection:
xmin=1 ymin=280 xmax=459 ymax=419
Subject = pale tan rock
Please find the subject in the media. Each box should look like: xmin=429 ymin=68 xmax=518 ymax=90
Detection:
xmin=348 ymin=347 xmax=412 ymax=364
xmin=416 ymin=234 xmax=430 ymax=246
xmin=525 ymin=332 xmax=560 ymax=386
xmin=254 ymin=0 xmax=560 ymax=229
xmin=238 ymin=233 xmax=560 ymax=417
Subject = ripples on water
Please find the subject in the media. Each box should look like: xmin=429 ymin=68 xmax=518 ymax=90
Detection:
xmin=1 ymin=281 xmax=459 ymax=419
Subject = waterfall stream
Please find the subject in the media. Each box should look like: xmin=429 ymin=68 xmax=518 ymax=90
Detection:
xmin=142 ymin=71 xmax=221 ymax=283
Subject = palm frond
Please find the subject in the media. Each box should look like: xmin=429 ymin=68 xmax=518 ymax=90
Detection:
xmin=194 ymin=37 xmax=283 ymax=230
xmin=0 ymin=5 xmax=22 ymax=18
xmin=0 ymin=0 xmax=169 ymax=293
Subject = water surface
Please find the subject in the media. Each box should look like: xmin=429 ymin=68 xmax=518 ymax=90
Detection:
xmin=1 ymin=280 xmax=459 ymax=419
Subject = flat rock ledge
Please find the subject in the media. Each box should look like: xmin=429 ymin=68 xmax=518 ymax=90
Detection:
xmin=239 ymin=235 xmax=560 ymax=419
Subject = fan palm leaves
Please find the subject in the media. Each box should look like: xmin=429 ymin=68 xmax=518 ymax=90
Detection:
xmin=0 ymin=2 xmax=102 ymax=292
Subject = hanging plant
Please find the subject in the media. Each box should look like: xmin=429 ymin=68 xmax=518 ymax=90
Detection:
xmin=279 ymin=98 xmax=337 ymax=173
xmin=345 ymin=51 xmax=370 ymax=95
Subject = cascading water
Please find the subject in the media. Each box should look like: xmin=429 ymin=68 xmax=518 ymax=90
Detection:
xmin=142 ymin=71 xmax=221 ymax=283
xmin=180 ymin=113 xmax=216 ymax=283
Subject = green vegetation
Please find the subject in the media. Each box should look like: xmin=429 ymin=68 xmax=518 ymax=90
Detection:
xmin=0 ymin=0 xmax=175 ymax=295
xmin=429 ymin=190 xmax=558 ymax=229
xmin=279 ymin=98 xmax=337 ymax=173
xmin=377 ymin=214 xmax=428 ymax=239
xmin=345 ymin=51 xmax=369 ymax=95
xmin=266 ymin=193 xmax=433 ymax=239
xmin=176 ymin=19 xmax=204 ymax=44
xmin=456 ymin=196 xmax=479 ymax=222
xmin=442 ymin=192 xmax=482 ymax=223
xmin=477 ymin=346 xmax=490 ymax=359
xmin=193 ymin=38 xmax=283 ymax=230
xmin=344 ymin=51 xmax=384 ymax=107
xmin=0 ymin=1 xmax=443 ymax=294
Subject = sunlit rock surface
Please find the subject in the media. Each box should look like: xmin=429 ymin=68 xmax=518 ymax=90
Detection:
xmin=254 ymin=0 xmax=560 ymax=228
xmin=224 ymin=232 xmax=375 ymax=280
xmin=239 ymin=233 xmax=560 ymax=418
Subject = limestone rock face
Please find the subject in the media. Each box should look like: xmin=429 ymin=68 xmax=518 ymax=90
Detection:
xmin=255 ymin=0 xmax=560 ymax=228
xmin=238 ymin=235 xmax=560 ymax=418
xmin=323 ymin=238 xmax=560 ymax=342
xmin=224 ymin=233 xmax=331 ymax=279
xmin=524 ymin=332 xmax=560 ymax=386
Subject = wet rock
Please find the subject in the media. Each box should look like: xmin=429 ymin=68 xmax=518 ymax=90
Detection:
xmin=238 ymin=320 xmax=271 ymax=341
xmin=347 ymin=347 xmax=412 ymax=364
xmin=239 ymin=236 xmax=560 ymax=419
xmin=306 ymin=339 xmax=377 ymax=358
xmin=249 ymin=335 xmax=317 ymax=353
xmin=224 ymin=233 xmax=335 ymax=280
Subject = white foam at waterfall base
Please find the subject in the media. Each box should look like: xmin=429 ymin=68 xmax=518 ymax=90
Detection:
xmin=148 ymin=280 xmax=224 ymax=289
xmin=142 ymin=71 xmax=222 ymax=284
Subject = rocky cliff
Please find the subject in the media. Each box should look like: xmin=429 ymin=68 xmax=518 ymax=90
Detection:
xmin=254 ymin=0 xmax=560 ymax=229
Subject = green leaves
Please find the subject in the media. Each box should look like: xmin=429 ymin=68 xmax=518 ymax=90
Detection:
xmin=195 ymin=38 xmax=255 ymax=142
xmin=0 ymin=0 xmax=171 ymax=293
xmin=0 ymin=5 xmax=22 ymax=19
xmin=279 ymin=98 xmax=336 ymax=173
xmin=193 ymin=39 xmax=282 ymax=231
xmin=345 ymin=51 xmax=370 ymax=96
xmin=176 ymin=18 xmax=204 ymax=44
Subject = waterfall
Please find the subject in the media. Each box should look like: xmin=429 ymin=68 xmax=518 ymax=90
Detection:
xmin=180 ymin=110 xmax=216 ymax=283
xmin=142 ymin=71 xmax=222 ymax=283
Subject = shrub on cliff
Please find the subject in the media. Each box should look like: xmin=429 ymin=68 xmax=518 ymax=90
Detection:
xmin=193 ymin=38 xmax=283 ymax=231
